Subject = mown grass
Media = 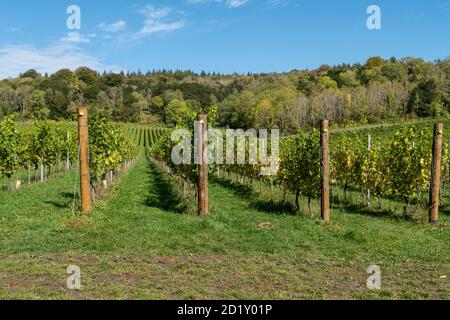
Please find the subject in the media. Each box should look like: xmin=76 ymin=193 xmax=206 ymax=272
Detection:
xmin=0 ymin=155 xmax=449 ymax=299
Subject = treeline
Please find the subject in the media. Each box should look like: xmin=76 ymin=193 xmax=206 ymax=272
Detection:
xmin=1 ymin=56 xmax=449 ymax=134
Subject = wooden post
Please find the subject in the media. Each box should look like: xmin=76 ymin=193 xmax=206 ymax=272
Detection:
xmin=78 ymin=107 xmax=92 ymax=214
xmin=198 ymin=114 xmax=209 ymax=216
xmin=429 ymin=123 xmax=443 ymax=224
xmin=320 ymin=120 xmax=331 ymax=222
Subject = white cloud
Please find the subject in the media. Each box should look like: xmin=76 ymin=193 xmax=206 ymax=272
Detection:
xmin=265 ymin=0 xmax=290 ymax=8
xmin=5 ymin=27 xmax=22 ymax=33
xmin=437 ymin=1 xmax=450 ymax=11
xmin=137 ymin=20 xmax=185 ymax=36
xmin=132 ymin=6 xmax=185 ymax=40
xmin=0 ymin=43 xmax=121 ymax=79
xmin=189 ymin=0 xmax=290 ymax=8
xmin=187 ymin=0 xmax=222 ymax=4
xmin=227 ymin=0 xmax=250 ymax=8
xmin=188 ymin=0 xmax=250 ymax=8
xmin=99 ymin=20 xmax=127 ymax=32
xmin=61 ymin=31 xmax=91 ymax=43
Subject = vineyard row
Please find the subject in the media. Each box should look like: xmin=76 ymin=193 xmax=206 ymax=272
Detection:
xmin=149 ymin=118 xmax=448 ymax=222
xmin=0 ymin=116 xmax=139 ymax=198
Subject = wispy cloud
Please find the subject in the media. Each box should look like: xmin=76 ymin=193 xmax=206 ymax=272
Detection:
xmin=264 ymin=0 xmax=290 ymax=8
xmin=436 ymin=1 xmax=450 ymax=11
xmin=61 ymin=31 xmax=91 ymax=43
xmin=5 ymin=27 xmax=23 ymax=33
xmin=132 ymin=6 xmax=185 ymax=40
xmin=413 ymin=12 xmax=425 ymax=20
xmin=227 ymin=0 xmax=250 ymax=8
xmin=187 ymin=0 xmax=251 ymax=8
xmin=187 ymin=0 xmax=222 ymax=4
xmin=188 ymin=0 xmax=293 ymax=9
xmin=99 ymin=20 xmax=127 ymax=32
xmin=0 ymin=43 xmax=120 ymax=79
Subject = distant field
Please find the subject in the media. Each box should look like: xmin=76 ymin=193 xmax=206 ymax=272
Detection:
xmin=120 ymin=125 xmax=167 ymax=148
xmin=330 ymin=117 xmax=450 ymax=142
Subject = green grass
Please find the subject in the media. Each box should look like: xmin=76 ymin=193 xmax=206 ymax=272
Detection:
xmin=0 ymin=155 xmax=449 ymax=299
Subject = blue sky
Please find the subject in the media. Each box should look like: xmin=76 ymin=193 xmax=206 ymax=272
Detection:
xmin=0 ymin=0 xmax=449 ymax=78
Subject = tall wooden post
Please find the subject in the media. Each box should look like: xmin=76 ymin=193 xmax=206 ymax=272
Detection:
xmin=78 ymin=107 xmax=92 ymax=214
xmin=429 ymin=123 xmax=443 ymax=224
xmin=198 ymin=114 xmax=209 ymax=216
xmin=320 ymin=120 xmax=331 ymax=222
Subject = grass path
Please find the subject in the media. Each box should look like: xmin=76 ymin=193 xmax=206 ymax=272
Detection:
xmin=0 ymin=155 xmax=449 ymax=299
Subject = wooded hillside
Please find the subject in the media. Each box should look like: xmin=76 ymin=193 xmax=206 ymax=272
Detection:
xmin=1 ymin=56 xmax=449 ymax=134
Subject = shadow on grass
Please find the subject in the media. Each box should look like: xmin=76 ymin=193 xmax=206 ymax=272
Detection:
xmin=210 ymin=175 xmax=253 ymax=199
xmin=145 ymin=161 xmax=190 ymax=214
xmin=60 ymin=192 xmax=77 ymax=199
xmin=439 ymin=206 xmax=450 ymax=217
xmin=332 ymin=197 xmax=427 ymax=222
xmin=335 ymin=184 xmax=413 ymax=204
xmin=45 ymin=201 xmax=71 ymax=209
xmin=211 ymin=175 xmax=298 ymax=215
xmin=336 ymin=201 xmax=397 ymax=218
xmin=250 ymin=198 xmax=299 ymax=216
xmin=44 ymin=192 xmax=77 ymax=209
